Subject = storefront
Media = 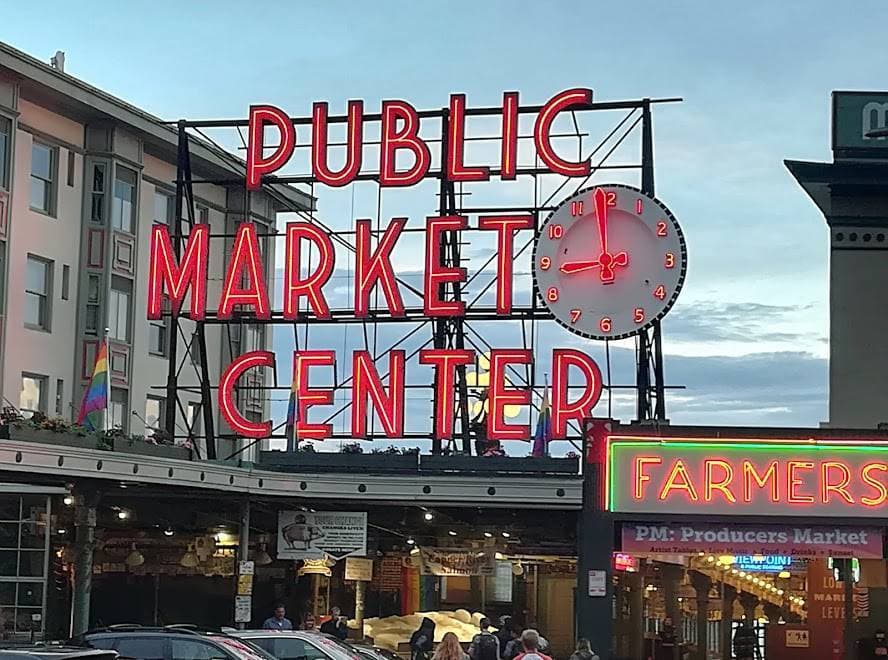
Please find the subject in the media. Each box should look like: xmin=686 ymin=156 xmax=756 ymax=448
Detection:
xmin=584 ymin=424 xmax=888 ymax=660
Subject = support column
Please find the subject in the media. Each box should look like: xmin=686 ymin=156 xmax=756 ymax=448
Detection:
xmin=660 ymin=563 xmax=684 ymax=660
xmin=721 ymin=584 xmax=737 ymax=660
xmin=690 ymin=572 xmax=712 ymax=660
xmin=627 ymin=565 xmax=645 ymax=660
xmin=237 ymin=499 xmax=251 ymax=630
xmin=739 ymin=592 xmax=759 ymax=624
xmin=355 ymin=580 xmax=366 ymax=640
xmin=72 ymin=486 xmax=100 ymax=636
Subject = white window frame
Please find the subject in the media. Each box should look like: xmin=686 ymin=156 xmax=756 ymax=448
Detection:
xmin=24 ymin=255 xmax=52 ymax=331
xmin=19 ymin=373 xmax=47 ymax=418
xmin=111 ymin=165 xmax=137 ymax=233
xmin=29 ymin=142 xmax=56 ymax=216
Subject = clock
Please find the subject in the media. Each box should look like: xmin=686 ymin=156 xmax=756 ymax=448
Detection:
xmin=533 ymin=183 xmax=687 ymax=340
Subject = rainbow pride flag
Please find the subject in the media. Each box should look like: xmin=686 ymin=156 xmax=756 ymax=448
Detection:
xmin=77 ymin=340 xmax=109 ymax=431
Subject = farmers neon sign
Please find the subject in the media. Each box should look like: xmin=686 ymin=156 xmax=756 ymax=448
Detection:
xmin=607 ymin=436 xmax=888 ymax=516
xmin=148 ymin=89 xmax=605 ymax=443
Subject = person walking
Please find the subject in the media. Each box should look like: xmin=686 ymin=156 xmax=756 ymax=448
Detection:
xmin=410 ymin=617 xmax=437 ymax=660
xmin=495 ymin=619 xmax=517 ymax=660
xmin=301 ymin=614 xmax=317 ymax=631
xmin=263 ymin=604 xmax=293 ymax=631
xmin=569 ymin=639 xmax=599 ymax=660
xmin=733 ymin=620 xmax=760 ymax=660
xmin=469 ymin=618 xmax=500 ymax=660
xmin=320 ymin=607 xmax=349 ymax=640
xmin=514 ymin=630 xmax=552 ymax=660
xmin=434 ymin=633 xmax=469 ymax=660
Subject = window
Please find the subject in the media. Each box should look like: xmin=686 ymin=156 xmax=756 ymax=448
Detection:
xmin=171 ymin=639 xmax=229 ymax=660
xmin=0 ymin=117 xmax=10 ymax=190
xmin=108 ymin=276 xmax=132 ymax=342
xmin=30 ymin=143 xmax=55 ymax=214
xmin=61 ymin=265 xmax=70 ymax=301
xmin=55 ymin=379 xmax=63 ymax=416
xmin=187 ymin=402 xmax=202 ymax=436
xmin=111 ymin=166 xmax=137 ymax=232
xmin=197 ymin=204 xmax=209 ymax=224
xmin=24 ymin=256 xmax=52 ymax=330
xmin=145 ymin=396 xmax=165 ymax=431
xmin=154 ymin=190 xmax=173 ymax=225
xmin=114 ymin=638 xmax=165 ymax=660
xmin=149 ymin=319 xmax=168 ymax=356
xmin=19 ymin=374 xmax=46 ymax=418
xmin=109 ymin=389 xmax=128 ymax=432
xmin=85 ymin=274 xmax=101 ymax=336
xmin=90 ymin=163 xmax=105 ymax=223
xmin=66 ymin=150 xmax=75 ymax=187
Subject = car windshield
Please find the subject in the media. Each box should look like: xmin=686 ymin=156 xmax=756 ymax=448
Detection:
xmin=310 ymin=636 xmax=361 ymax=660
xmin=213 ymin=638 xmax=276 ymax=660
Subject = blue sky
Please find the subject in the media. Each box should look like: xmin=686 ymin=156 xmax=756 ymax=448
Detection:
xmin=7 ymin=0 xmax=888 ymax=444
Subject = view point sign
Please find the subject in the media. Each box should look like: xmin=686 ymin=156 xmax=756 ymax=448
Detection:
xmin=148 ymin=89 xmax=685 ymax=444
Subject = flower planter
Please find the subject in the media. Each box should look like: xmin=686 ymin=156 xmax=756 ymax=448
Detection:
xmin=4 ymin=425 xmax=101 ymax=450
xmin=420 ymin=454 xmax=579 ymax=475
xmin=259 ymin=450 xmax=419 ymax=473
xmin=111 ymin=437 xmax=191 ymax=460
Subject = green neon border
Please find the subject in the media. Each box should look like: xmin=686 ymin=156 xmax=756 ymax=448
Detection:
xmin=606 ymin=439 xmax=888 ymax=512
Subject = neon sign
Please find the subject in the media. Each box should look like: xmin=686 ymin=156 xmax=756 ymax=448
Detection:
xmin=734 ymin=555 xmax=793 ymax=573
xmin=607 ymin=435 xmax=888 ymax=516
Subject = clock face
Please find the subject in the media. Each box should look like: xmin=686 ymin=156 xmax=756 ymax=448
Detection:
xmin=533 ymin=184 xmax=687 ymax=340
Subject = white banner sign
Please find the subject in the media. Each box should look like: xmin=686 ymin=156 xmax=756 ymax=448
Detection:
xmin=277 ymin=511 xmax=367 ymax=560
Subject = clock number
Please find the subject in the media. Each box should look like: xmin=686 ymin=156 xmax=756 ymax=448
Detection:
xmin=570 ymin=309 xmax=582 ymax=324
xmin=656 ymin=221 xmax=668 ymax=237
xmin=606 ymin=191 xmax=617 ymax=207
xmin=599 ymin=317 xmax=612 ymax=333
xmin=540 ymin=256 xmax=551 ymax=271
xmin=548 ymin=224 xmax=564 ymax=239
xmin=547 ymin=287 xmax=559 ymax=302
xmin=665 ymin=252 xmax=675 ymax=269
xmin=634 ymin=308 xmax=645 ymax=324
xmin=654 ymin=285 xmax=667 ymax=301
xmin=571 ymin=201 xmax=584 ymax=217
xmin=636 ymin=199 xmax=643 ymax=214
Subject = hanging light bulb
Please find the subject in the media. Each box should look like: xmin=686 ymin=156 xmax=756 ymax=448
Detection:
xmin=179 ymin=544 xmax=199 ymax=568
xmin=163 ymin=528 xmax=174 ymax=537
xmin=63 ymin=496 xmax=74 ymax=506
xmin=423 ymin=512 xmax=434 ymax=522
xmin=125 ymin=543 xmax=145 ymax=568
xmin=254 ymin=542 xmax=273 ymax=566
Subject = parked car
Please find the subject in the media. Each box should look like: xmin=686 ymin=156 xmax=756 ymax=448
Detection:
xmin=230 ymin=631 xmax=364 ymax=660
xmin=72 ymin=625 xmax=275 ymax=660
xmin=0 ymin=646 xmax=117 ymax=660
xmin=350 ymin=643 xmax=399 ymax=660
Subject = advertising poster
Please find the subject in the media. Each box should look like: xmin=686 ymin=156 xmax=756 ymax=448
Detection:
xmin=419 ymin=548 xmax=496 ymax=576
xmin=277 ymin=511 xmax=367 ymax=560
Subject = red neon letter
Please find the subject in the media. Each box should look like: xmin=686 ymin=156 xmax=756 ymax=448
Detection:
xmin=501 ymin=91 xmax=519 ymax=180
xmin=446 ymin=94 xmax=489 ymax=182
xmin=147 ymin=224 xmax=209 ymax=321
xmin=283 ymin=222 xmax=335 ymax=320
xmin=424 ymin=215 xmax=468 ymax=316
xmin=487 ymin=349 xmax=531 ymax=441
xmin=352 ymin=350 xmax=406 ymax=438
xmin=219 ymin=351 xmax=274 ymax=438
xmin=291 ymin=350 xmax=335 ymax=440
xmin=861 ymin=463 xmax=888 ymax=507
xmin=419 ymin=349 xmax=475 ymax=440
xmin=550 ymin=349 xmax=603 ymax=439
xmin=658 ymin=460 xmax=699 ymax=501
xmin=379 ymin=100 xmax=431 ymax=187
xmin=478 ymin=215 xmax=533 ymax=315
xmin=742 ymin=460 xmax=779 ymax=502
xmin=246 ymin=105 xmax=296 ymax=191
xmin=634 ymin=457 xmax=662 ymax=500
xmin=787 ymin=461 xmax=815 ymax=504
xmin=704 ymin=459 xmax=737 ymax=503
xmin=312 ymin=100 xmax=363 ymax=187
xmin=533 ymin=88 xmax=593 ymax=177
xmin=821 ymin=461 xmax=854 ymax=504
xmin=219 ymin=223 xmax=271 ymax=319
xmin=354 ymin=218 xmax=406 ymax=317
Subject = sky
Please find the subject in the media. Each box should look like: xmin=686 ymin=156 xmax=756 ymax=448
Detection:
xmin=6 ymin=0 xmax=888 ymax=447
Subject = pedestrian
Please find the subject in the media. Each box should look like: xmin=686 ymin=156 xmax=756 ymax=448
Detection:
xmin=410 ymin=617 xmax=437 ymax=660
xmin=569 ymin=639 xmax=599 ymax=660
xmin=495 ymin=618 xmax=516 ymax=660
xmin=525 ymin=625 xmax=549 ymax=654
xmin=263 ymin=604 xmax=293 ymax=631
xmin=656 ymin=617 xmax=676 ymax=660
xmin=434 ymin=632 xmax=469 ymax=660
xmin=469 ymin=618 xmax=500 ymax=660
xmin=320 ymin=606 xmax=349 ymax=640
xmin=733 ymin=620 xmax=759 ymax=660
xmin=302 ymin=614 xmax=317 ymax=631
xmin=514 ymin=630 xmax=552 ymax=660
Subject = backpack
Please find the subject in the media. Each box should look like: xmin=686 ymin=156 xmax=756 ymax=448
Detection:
xmin=475 ymin=633 xmax=499 ymax=660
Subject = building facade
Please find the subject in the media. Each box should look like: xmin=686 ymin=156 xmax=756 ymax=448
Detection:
xmin=0 ymin=42 xmax=309 ymax=459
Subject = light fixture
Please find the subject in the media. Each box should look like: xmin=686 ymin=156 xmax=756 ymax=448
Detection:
xmin=125 ymin=543 xmax=145 ymax=568
xmin=423 ymin=512 xmax=434 ymax=522
xmin=738 ymin=572 xmax=746 ymax=578
xmin=778 ymin=570 xmax=791 ymax=579
xmin=501 ymin=532 xmax=511 ymax=539
xmin=706 ymin=556 xmax=715 ymax=563
xmin=254 ymin=543 xmax=273 ymax=566
xmin=777 ymin=589 xmax=784 ymax=596
xmin=179 ymin=544 xmax=199 ymax=568
xmin=63 ymin=496 xmax=74 ymax=506
xmin=406 ymin=538 xmax=415 ymax=545
xmin=731 ymin=569 xmax=738 ymax=575
xmin=117 ymin=510 xmax=130 ymax=521
xmin=299 ymin=558 xmax=333 ymax=576
xmin=410 ymin=547 xmax=420 ymax=556
xmin=163 ymin=528 xmax=174 ymax=537
xmin=448 ymin=530 xmax=458 ymax=537
xmin=495 ymin=552 xmax=504 ymax=560
xmin=512 ymin=562 xmax=524 ymax=577
xmin=484 ymin=532 xmax=493 ymax=538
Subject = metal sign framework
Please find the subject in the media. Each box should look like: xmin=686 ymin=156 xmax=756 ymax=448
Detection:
xmin=161 ymin=95 xmax=681 ymax=460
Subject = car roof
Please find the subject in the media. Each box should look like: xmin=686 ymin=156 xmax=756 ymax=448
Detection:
xmin=231 ymin=632 xmax=324 ymax=638
xmin=0 ymin=650 xmax=117 ymax=660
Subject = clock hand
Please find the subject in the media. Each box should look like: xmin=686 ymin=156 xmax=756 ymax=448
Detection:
xmin=560 ymin=260 xmax=601 ymax=274
xmin=594 ymin=187 xmax=609 ymax=257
